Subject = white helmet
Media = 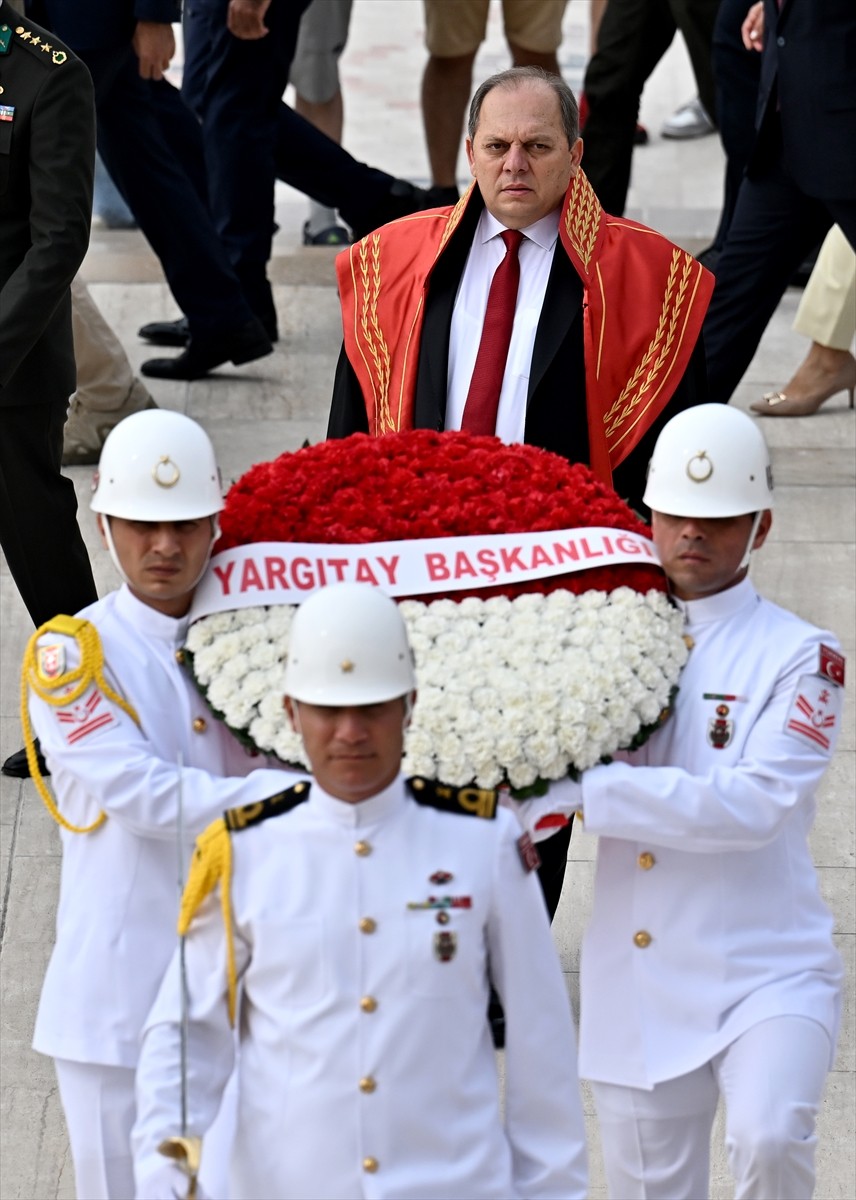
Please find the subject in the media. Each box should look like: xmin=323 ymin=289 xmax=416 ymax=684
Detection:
xmin=643 ymin=404 xmax=774 ymax=518
xmin=91 ymin=410 xmax=223 ymax=520
xmin=285 ymin=584 xmax=416 ymax=705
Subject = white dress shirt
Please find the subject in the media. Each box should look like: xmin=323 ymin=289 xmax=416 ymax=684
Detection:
xmin=447 ymin=207 xmax=560 ymax=442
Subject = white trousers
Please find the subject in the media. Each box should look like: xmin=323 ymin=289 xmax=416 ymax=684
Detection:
xmin=590 ymin=1016 xmax=832 ymax=1200
xmin=55 ymin=1058 xmax=236 ymax=1199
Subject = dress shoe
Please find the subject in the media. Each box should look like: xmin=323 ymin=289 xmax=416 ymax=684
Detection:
xmin=138 ymin=316 xmax=190 ymax=346
xmin=349 ymin=179 xmax=432 ymax=240
xmin=423 ymin=185 xmax=460 ymax=208
xmin=2 ymin=740 xmax=49 ymax=779
xmin=751 ymin=352 xmax=856 ymax=417
xmin=63 ymin=384 xmax=158 ymax=466
xmin=661 ymin=96 xmax=715 ymax=139
xmin=140 ymin=319 xmax=273 ymax=380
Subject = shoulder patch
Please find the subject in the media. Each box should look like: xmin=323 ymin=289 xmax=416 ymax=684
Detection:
xmin=407 ymin=776 xmax=497 ymax=819
xmin=37 ymin=643 xmax=65 ymax=681
xmin=819 ymin=644 xmax=845 ymax=687
xmin=784 ymin=674 xmax=842 ymax=754
xmin=12 ymin=23 xmax=69 ymax=66
xmin=224 ymin=781 xmax=310 ymax=832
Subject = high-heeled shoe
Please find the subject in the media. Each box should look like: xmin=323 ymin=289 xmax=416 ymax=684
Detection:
xmin=751 ymin=353 xmax=856 ymax=416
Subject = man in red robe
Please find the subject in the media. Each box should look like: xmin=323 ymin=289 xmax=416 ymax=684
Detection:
xmin=329 ymin=66 xmax=714 ymax=515
xmin=328 ymin=66 xmax=714 ymax=923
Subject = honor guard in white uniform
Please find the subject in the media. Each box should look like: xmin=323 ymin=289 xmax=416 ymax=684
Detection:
xmin=516 ymin=406 xmax=845 ymax=1199
xmin=23 ymin=411 xmax=303 ymax=1200
xmin=132 ymin=584 xmax=588 ymax=1200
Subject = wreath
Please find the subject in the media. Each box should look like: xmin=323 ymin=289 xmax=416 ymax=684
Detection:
xmin=185 ymin=431 xmax=687 ymax=790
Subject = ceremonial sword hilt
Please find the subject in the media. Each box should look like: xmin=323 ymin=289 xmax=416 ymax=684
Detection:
xmin=158 ymin=1134 xmax=202 ymax=1200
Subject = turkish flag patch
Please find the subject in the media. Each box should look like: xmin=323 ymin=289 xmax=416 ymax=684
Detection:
xmin=54 ymin=686 xmax=116 ymax=745
xmin=819 ymin=645 xmax=845 ymax=687
xmin=784 ymin=675 xmax=842 ymax=754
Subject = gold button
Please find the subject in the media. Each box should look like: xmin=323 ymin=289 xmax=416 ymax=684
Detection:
xmin=633 ymin=930 xmax=652 ymax=949
xmin=294 ymin=781 xmax=308 ymax=794
xmin=354 ymin=840 xmax=372 ymax=857
xmin=359 ymin=917 xmax=377 ymax=934
xmin=175 ymin=649 xmax=186 ymax=665
xmin=192 ymin=717 xmax=207 ymax=733
xmin=363 ymin=1156 xmax=379 ymax=1173
xmin=637 ymin=852 xmax=656 ymax=870
xmin=358 ymin=1076 xmax=377 ymax=1093
xmin=360 ymin=995 xmax=378 ymax=1013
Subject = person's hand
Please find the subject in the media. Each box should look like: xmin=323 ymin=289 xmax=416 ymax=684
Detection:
xmin=227 ymin=0 xmax=271 ymax=39
xmin=741 ymin=2 xmax=765 ymax=51
xmin=132 ymin=22 xmax=176 ymax=80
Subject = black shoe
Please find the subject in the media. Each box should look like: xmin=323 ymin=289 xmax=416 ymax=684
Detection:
xmin=350 ymin=179 xmax=432 ymax=240
xmin=2 ymin=741 xmax=49 ymax=779
xmin=138 ymin=316 xmax=190 ymax=347
xmin=140 ymin=320 xmax=273 ymax=380
xmin=423 ymin=185 xmax=460 ymax=208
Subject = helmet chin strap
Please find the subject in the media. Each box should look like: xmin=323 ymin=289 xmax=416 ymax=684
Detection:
xmin=103 ymin=515 xmax=220 ymax=594
xmin=739 ymin=511 xmax=764 ymax=572
xmin=102 ymin=516 xmax=133 ymax=587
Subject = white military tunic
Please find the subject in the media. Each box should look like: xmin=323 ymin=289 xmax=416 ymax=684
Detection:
xmin=28 ymin=585 xmax=302 ymax=1067
xmin=577 ymin=578 xmax=844 ymax=1088
xmin=134 ymin=776 xmax=588 ymax=1199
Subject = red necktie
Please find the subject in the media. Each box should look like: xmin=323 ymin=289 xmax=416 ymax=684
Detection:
xmin=461 ymin=229 xmax=525 ymax=434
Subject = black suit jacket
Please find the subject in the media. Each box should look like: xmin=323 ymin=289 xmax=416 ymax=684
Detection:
xmin=329 ymin=196 xmax=706 ymax=513
xmin=0 ymin=3 xmax=94 ymax=405
xmin=752 ymin=0 xmax=856 ymax=201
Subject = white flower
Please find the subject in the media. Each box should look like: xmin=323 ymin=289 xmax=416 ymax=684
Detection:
xmin=185 ymin=583 xmax=687 ymax=789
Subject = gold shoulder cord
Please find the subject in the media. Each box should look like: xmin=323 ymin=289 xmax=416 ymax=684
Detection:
xmin=20 ymin=616 xmax=140 ymax=834
xmin=178 ymin=818 xmax=238 ymax=1026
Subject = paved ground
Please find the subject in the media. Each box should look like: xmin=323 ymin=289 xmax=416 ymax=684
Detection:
xmin=1 ymin=4 xmax=853 ymax=1197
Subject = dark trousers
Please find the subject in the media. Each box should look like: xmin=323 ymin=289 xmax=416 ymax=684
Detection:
xmin=582 ymin=0 xmax=721 ymax=215
xmin=81 ymin=43 xmax=256 ymax=339
xmin=536 ymin=819 xmax=574 ymax=921
xmin=704 ymin=132 xmax=856 ymax=404
xmin=182 ymin=0 xmax=405 ymax=293
xmin=709 ymin=0 xmax=761 ymax=254
xmin=0 ymin=400 xmax=96 ymax=628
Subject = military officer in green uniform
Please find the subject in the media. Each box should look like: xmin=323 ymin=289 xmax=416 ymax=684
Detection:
xmin=0 ymin=3 xmax=98 ymax=752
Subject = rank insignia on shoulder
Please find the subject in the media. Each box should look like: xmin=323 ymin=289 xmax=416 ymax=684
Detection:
xmin=407 ymin=776 xmax=497 ymax=819
xmin=819 ymin=644 xmax=845 ymax=687
xmin=224 ymin=780 xmax=310 ymax=832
